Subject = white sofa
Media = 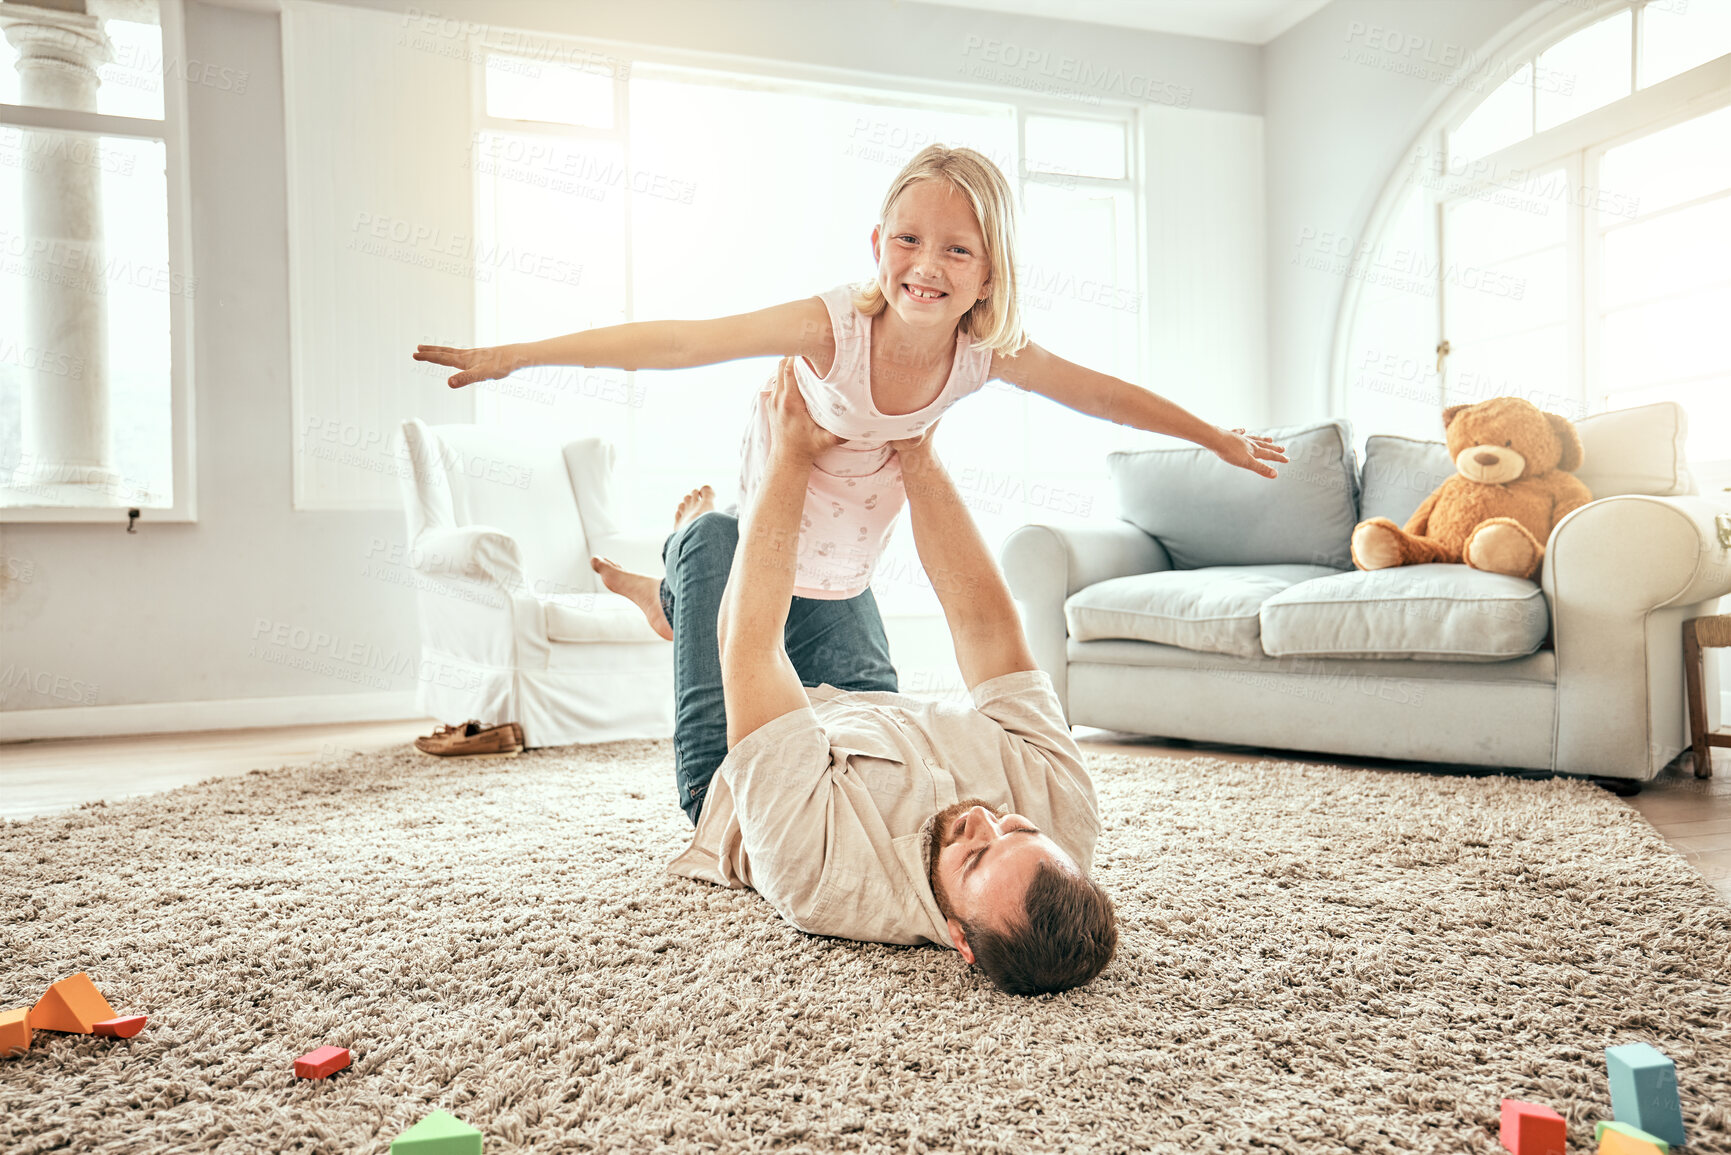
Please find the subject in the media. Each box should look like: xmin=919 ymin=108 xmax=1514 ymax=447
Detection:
xmin=1001 ymin=403 xmax=1730 ymax=784
xmin=396 ymin=419 xmax=673 ymax=747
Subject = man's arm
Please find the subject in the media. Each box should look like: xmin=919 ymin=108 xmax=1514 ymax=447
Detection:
xmin=894 ymin=432 xmax=1038 ymax=690
xmin=717 ymin=358 xmax=840 ymax=748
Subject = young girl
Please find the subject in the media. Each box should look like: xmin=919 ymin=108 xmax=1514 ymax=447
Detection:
xmin=414 ymin=144 xmax=1287 ymax=639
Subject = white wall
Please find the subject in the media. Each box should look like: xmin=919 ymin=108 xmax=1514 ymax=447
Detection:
xmin=0 ymin=0 xmax=1264 ymax=733
xmin=1262 ymin=0 xmax=1549 ymax=426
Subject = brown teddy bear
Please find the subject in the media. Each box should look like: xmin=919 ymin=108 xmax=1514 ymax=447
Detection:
xmin=1351 ymin=396 xmax=1593 ymax=581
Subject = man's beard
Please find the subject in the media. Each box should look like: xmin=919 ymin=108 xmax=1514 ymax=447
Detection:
xmin=925 ymin=797 xmax=1002 ymax=923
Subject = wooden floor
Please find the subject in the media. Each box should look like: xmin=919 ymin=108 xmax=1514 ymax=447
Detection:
xmin=2 ymin=720 xmax=1726 ymax=904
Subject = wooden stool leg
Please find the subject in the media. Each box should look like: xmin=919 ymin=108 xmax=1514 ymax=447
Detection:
xmin=1684 ymin=620 xmax=1712 ymax=779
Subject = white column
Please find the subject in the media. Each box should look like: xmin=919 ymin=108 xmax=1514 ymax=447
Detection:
xmin=1 ymin=4 xmax=119 ymax=497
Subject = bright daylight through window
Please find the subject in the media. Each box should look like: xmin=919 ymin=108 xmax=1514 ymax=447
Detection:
xmin=0 ymin=0 xmax=189 ymax=515
xmin=472 ymin=56 xmax=1139 ymax=615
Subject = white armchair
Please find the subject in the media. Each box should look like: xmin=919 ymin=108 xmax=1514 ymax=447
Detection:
xmin=396 ymin=419 xmax=673 ymax=747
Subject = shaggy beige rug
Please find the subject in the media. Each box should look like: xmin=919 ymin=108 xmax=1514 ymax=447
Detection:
xmin=1 ymin=740 xmax=1727 ymax=1154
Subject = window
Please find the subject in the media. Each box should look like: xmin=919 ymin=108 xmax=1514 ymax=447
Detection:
xmin=1341 ymin=0 xmax=1730 ymax=486
xmin=0 ymin=0 xmax=195 ymax=521
xmin=471 ymin=54 xmax=1141 ymax=616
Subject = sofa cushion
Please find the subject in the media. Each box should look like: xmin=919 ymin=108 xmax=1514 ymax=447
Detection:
xmin=1108 ymin=420 xmax=1360 ymax=570
xmin=1359 ymin=435 xmax=1455 ymax=527
xmin=545 ymin=592 xmax=667 ymax=644
xmin=1575 ymin=401 xmax=1692 ymax=497
xmin=1259 ymin=564 xmax=1549 ymax=662
xmin=1065 ymin=564 xmax=1341 ymax=658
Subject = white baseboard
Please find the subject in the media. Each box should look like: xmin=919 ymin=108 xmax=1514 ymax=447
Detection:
xmin=0 ymin=691 xmax=422 ymax=744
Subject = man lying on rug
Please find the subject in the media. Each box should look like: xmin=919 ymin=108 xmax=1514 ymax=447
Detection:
xmin=592 ymin=357 xmax=1116 ymax=996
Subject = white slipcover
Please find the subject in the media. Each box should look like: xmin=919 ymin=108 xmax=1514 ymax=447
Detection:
xmin=397 ymin=419 xmax=673 ymax=748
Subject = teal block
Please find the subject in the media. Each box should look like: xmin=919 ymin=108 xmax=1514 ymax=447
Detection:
xmin=391 ymin=1110 xmax=482 ymax=1154
xmin=1606 ymin=1042 xmax=1686 ymax=1148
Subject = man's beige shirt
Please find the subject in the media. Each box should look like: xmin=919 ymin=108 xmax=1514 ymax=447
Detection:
xmin=665 ymin=669 xmax=1100 ymax=946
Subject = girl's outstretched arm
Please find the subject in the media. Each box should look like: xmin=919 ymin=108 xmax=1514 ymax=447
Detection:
xmin=413 ymin=297 xmax=833 ymax=389
xmin=991 ymin=341 xmax=1288 ymax=479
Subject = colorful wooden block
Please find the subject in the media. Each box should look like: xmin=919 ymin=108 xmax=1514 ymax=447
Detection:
xmin=294 ymin=1045 xmax=351 ymax=1079
xmin=1606 ymin=1043 xmax=1686 ymax=1148
xmin=390 ymin=1110 xmax=482 ymax=1154
xmin=1596 ymin=1121 xmax=1670 ymax=1154
xmin=0 ymin=1008 xmax=30 ymax=1057
xmin=1501 ymin=1099 xmax=1567 ymax=1155
xmin=28 ymin=973 xmax=117 ymax=1034
xmin=1599 ymin=1130 xmax=1665 ymax=1155
xmin=92 ymin=1016 xmax=147 ymax=1039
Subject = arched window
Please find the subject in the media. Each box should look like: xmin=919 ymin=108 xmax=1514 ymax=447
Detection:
xmin=1334 ymin=0 xmax=1730 ymax=489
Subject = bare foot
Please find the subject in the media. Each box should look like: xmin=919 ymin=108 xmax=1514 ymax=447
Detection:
xmin=592 ymin=556 xmax=673 ymax=641
xmin=588 ymin=487 xmax=716 ymax=642
xmin=675 ymin=485 xmax=715 ymax=531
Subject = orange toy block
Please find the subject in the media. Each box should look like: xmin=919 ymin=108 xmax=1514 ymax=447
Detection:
xmin=92 ymin=1016 xmax=147 ymax=1039
xmin=293 ymin=1045 xmax=351 ymax=1079
xmin=0 ymin=1008 xmax=30 ymax=1057
xmin=1600 ymin=1132 xmax=1665 ymax=1155
xmin=29 ymin=973 xmax=117 ymax=1034
xmin=1501 ymin=1099 xmax=1567 ymax=1155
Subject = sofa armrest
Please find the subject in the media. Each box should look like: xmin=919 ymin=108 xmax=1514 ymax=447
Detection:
xmin=411 ymin=525 xmax=528 ymax=592
xmin=587 ymin=528 xmax=667 ymax=580
xmin=1545 ymin=494 xmax=1731 ymax=779
xmin=1000 ymin=521 xmax=1172 ymax=720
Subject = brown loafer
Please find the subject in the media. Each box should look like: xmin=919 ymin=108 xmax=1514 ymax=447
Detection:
xmin=414 ymin=719 xmax=525 ymax=757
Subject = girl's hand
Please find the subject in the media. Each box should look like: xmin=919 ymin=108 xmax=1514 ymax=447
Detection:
xmin=1212 ymin=427 xmax=1288 ymax=479
xmin=766 ymin=357 xmax=844 ymax=462
xmin=413 ymin=344 xmax=521 ymax=389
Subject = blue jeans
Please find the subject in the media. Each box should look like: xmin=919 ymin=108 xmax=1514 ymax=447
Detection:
xmin=660 ymin=510 xmax=897 ymax=825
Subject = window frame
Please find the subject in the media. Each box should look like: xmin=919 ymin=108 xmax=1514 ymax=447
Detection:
xmin=1333 ymin=0 xmax=1731 ymax=489
xmin=0 ymin=0 xmax=197 ymax=524
xmin=463 ymin=24 xmax=1147 ymax=426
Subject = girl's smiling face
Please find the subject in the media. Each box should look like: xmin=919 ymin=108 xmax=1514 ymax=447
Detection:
xmin=871 ymin=178 xmax=992 ymax=334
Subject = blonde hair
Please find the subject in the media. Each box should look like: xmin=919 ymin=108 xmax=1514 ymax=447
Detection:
xmin=853 ymin=144 xmax=1028 ymax=357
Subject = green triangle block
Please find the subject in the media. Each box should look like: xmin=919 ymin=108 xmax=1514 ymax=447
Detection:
xmin=390 ymin=1110 xmax=481 ymax=1154
xmin=1595 ymin=1120 xmax=1671 ymax=1153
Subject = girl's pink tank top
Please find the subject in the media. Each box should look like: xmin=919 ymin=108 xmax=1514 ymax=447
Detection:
xmin=738 ymin=283 xmax=994 ymax=599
